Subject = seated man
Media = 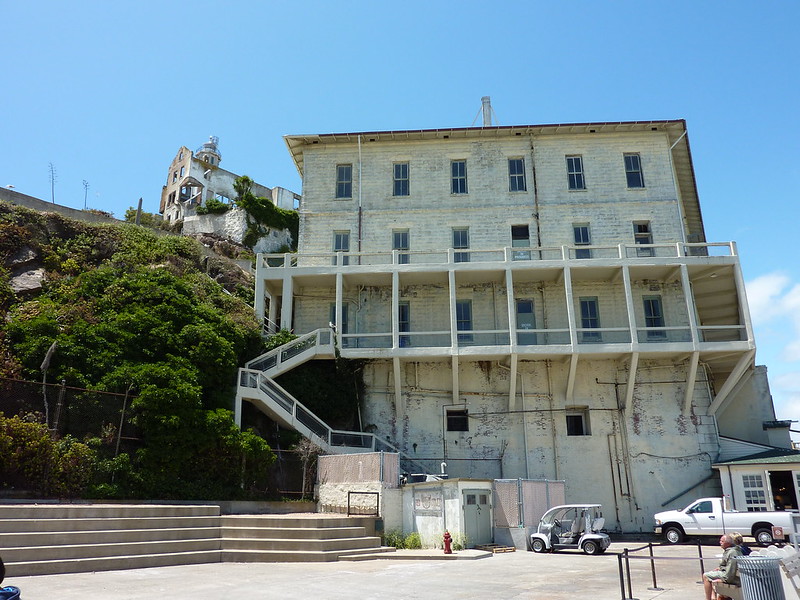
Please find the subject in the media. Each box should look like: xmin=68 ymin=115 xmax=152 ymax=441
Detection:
xmin=703 ymin=534 xmax=743 ymax=600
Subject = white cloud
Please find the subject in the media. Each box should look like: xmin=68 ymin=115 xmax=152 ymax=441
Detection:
xmin=746 ymin=272 xmax=791 ymax=325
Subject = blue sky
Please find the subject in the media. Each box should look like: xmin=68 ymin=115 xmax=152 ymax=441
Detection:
xmin=3 ymin=1 xmax=799 ymax=434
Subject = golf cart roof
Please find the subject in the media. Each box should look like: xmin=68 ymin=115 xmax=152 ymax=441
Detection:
xmin=541 ymin=504 xmax=602 ymax=517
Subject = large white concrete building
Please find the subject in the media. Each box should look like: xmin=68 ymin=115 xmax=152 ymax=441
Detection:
xmin=238 ymin=111 xmax=792 ymax=532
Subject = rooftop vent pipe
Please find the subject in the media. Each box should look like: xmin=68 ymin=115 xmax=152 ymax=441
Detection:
xmin=481 ymin=96 xmax=493 ymax=127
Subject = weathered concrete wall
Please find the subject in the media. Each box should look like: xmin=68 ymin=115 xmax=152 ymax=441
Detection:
xmin=0 ymin=188 xmax=120 ymax=223
xmin=317 ymin=481 xmax=403 ymax=532
xmin=183 ymin=207 xmax=292 ymax=254
xmin=360 ymin=357 xmax=719 ymax=533
xmin=298 ymin=131 xmax=683 ymax=255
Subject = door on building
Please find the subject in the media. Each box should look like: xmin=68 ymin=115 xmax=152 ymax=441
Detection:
xmin=463 ymin=489 xmax=492 ymax=546
xmin=516 ymin=300 xmax=537 ymax=345
xmin=769 ymin=470 xmax=798 ymax=510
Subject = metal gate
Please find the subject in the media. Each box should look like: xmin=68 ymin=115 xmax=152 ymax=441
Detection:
xmin=493 ymin=478 xmax=566 ymax=528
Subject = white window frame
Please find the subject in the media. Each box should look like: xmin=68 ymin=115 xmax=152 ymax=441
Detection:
xmin=573 ymin=223 xmax=591 ymax=258
xmin=335 ymin=164 xmax=353 ymax=199
xmin=742 ymin=473 xmax=769 ymax=511
xmin=566 ymin=155 xmax=585 ymax=190
xmin=508 ymin=158 xmax=526 ymax=192
xmin=393 ymin=162 xmax=409 ymax=197
xmin=451 ymin=160 xmax=468 ymax=194
xmin=453 ymin=228 xmax=469 ymax=262
xmin=624 ymin=153 xmax=645 ymax=188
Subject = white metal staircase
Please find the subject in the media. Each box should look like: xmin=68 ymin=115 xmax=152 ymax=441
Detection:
xmin=235 ymin=329 xmax=418 ymax=464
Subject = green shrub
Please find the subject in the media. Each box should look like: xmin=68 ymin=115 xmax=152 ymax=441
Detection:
xmin=0 ymin=413 xmax=97 ymax=498
xmin=404 ymin=531 xmax=422 ymax=549
xmin=383 ymin=529 xmax=405 ymax=548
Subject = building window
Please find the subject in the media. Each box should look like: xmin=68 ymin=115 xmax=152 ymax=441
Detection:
xmin=393 ymin=162 xmax=409 ymax=197
xmin=451 ymin=160 xmax=468 ymax=194
xmin=333 ymin=231 xmax=350 ymax=265
xmin=335 ymin=164 xmax=353 ymax=199
xmin=511 ymin=225 xmax=531 ymax=260
xmin=446 ymin=408 xmax=469 ymax=432
xmin=742 ymin=474 xmax=768 ymax=511
xmin=172 ymin=171 xmax=178 ymax=183
xmin=399 ymin=301 xmax=410 ymax=347
xmin=579 ymin=297 xmax=601 ymax=342
xmin=643 ymin=295 xmax=666 ymax=339
xmin=624 ymin=153 xmax=645 ymax=188
xmin=455 ymin=300 xmax=473 ymax=343
xmin=453 ymin=228 xmax=469 ymax=263
xmin=508 ymin=158 xmax=526 ymax=192
xmin=634 ymin=221 xmax=653 ymax=257
xmin=214 ymin=193 xmax=231 ymax=204
xmin=393 ymin=229 xmax=409 ymax=264
xmin=566 ymin=408 xmax=591 ymax=436
xmin=566 ymin=156 xmax=585 ymax=190
xmin=573 ymin=223 xmax=591 ymax=259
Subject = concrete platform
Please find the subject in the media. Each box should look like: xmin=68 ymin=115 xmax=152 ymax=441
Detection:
xmin=8 ymin=542 xmax=798 ymax=600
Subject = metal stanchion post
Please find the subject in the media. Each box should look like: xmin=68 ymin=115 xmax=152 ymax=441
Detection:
xmin=624 ymin=548 xmax=635 ymax=600
xmin=697 ymin=539 xmax=705 ymax=584
xmin=647 ymin=542 xmax=664 ymax=591
xmin=617 ymin=554 xmax=627 ymax=600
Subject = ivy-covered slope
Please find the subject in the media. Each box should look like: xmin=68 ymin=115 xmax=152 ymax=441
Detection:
xmin=0 ymin=201 xmax=274 ymax=500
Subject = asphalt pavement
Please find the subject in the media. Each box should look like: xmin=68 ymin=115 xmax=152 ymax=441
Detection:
xmin=5 ymin=542 xmax=798 ymax=600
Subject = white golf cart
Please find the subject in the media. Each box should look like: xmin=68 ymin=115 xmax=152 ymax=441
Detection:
xmin=529 ymin=504 xmax=611 ymax=555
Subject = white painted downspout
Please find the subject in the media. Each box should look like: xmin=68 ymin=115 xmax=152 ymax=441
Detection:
xmin=357 ymin=135 xmax=363 ymax=254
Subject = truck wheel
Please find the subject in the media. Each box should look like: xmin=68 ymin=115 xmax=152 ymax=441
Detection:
xmin=583 ymin=540 xmax=600 ymax=555
xmin=664 ymin=526 xmax=684 ymax=544
xmin=754 ymin=528 xmax=774 ymax=545
xmin=532 ymin=538 xmax=547 ymax=553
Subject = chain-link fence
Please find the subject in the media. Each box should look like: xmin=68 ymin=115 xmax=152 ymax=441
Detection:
xmin=0 ymin=377 xmax=141 ymax=449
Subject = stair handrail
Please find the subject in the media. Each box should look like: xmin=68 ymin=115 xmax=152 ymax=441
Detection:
xmin=240 ymin=367 xmax=433 ymax=473
xmin=245 ymin=328 xmax=333 ymax=372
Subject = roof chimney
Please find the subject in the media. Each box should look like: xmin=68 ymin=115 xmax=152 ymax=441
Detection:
xmin=481 ymin=96 xmax=493 ymax=127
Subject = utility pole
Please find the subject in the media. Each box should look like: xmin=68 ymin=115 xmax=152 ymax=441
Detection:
xmin=48 ymin=163 xmax=57 ymax=204
xmin=82 ymin=180 xmax=89 ymax=209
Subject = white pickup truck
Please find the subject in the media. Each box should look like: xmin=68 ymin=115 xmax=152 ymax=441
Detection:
xmin=654 ymin=497 xmax=796 ymax=545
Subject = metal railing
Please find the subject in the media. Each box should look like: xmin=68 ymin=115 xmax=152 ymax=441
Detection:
xmin=246 ymin=328 xmax=333 ymax=373
xmin=259 ymin=242 xmax=737 ymax=270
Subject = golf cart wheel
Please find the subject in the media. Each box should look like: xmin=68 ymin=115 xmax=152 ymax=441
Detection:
xmin=582 ymin=540 xmax=600 ymax=555
xmin=664 ymin=526 xmax=684 ymax=544
xmin=531 ymin=538 xmax=548 ymax=553
xmin=754 ymin=528 xmax=775 ymax=546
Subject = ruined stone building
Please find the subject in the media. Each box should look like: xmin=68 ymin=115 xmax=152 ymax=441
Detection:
xmin=160 ymin=136 xmax=299 ymax=223
xmin=237 ymin=112 xmax=791 ymax=531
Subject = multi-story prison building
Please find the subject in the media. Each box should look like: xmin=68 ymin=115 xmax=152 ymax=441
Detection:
xmin=238 ymin=116 xmax=791 ymax=531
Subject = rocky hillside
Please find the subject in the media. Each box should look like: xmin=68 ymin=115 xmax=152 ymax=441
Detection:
xmin=0 ymin=200 xmax=274 ymax=500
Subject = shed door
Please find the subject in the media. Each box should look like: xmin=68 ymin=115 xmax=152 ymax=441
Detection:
xmin=463 ymin=489 xmax=492 ymax=546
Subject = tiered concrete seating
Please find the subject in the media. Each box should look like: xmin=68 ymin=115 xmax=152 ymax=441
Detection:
xmin=222 ymin=514 xmax=394 ymax=562
xmin=0 ymin=504 xmax=221 ymax=576
xmin=0 ymin=505 xmax=392 ymax=574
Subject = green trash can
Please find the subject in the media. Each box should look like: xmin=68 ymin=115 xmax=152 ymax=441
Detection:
xmin=737 ymin=556 xmax=785 ymax=600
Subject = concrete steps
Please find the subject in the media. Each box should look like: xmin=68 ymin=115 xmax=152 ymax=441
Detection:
xmin=221 ymin=515 xmax=395 ymax=562
xmin=0 ymin=504 xmax=222 ymax=576
xmin=0 ymin=505 xmax=394 ymax=574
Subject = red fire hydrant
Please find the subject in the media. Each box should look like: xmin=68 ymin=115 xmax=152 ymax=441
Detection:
xmin=443 ymin=530 xmax=453 ymax=554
